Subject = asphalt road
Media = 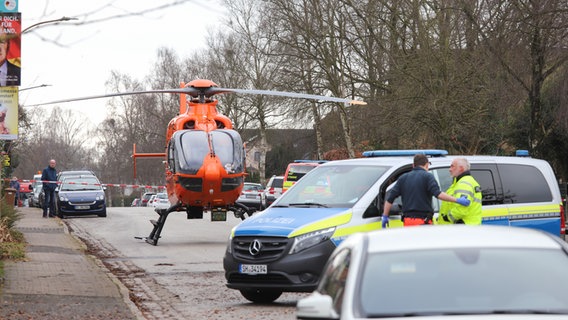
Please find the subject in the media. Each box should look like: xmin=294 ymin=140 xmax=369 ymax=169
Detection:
xmin=65 ymin=206 xmax=308 ymax=320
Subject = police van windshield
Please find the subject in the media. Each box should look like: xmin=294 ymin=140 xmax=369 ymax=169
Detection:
xmin=276 ymin=165 xmax=389 ymax=208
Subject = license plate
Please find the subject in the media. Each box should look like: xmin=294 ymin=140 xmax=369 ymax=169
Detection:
xmin=245 ymin=194 xmax=257 ymax=199
xmin=75 ymin=205 xmax=90 ymax=210
xmin=239 ymin=264 xmax=267 ymax=274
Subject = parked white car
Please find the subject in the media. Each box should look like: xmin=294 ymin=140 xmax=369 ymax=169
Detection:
xmin=236 ymin=182 xmax=264 ymax=210
xmin=297 ymin=225 xmax=568 ymax=319
xmin=151 ymin=192 xmax=170 ymax=210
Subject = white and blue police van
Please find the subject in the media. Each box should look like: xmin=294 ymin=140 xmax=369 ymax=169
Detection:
xmin=223 ymin=150 xmax=565 ymax=303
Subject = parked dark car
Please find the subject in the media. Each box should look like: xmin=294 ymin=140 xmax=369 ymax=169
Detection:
xmin=57 ymin=170 xmax=96 ymax=182
xmin=55 ymin=175 xmax=107 ymax=218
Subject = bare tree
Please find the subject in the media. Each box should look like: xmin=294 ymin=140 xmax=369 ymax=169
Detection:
xmin=13 ymin=106 xmax=95 ymax=179
xmin=461 ymin=0 xmax=568 ymax=156
xmin=212 ymin=0 xmax=299 ymax=182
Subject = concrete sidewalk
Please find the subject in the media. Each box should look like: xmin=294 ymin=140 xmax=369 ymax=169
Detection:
xmin=0 ymin=207 xmax=143 ymax=319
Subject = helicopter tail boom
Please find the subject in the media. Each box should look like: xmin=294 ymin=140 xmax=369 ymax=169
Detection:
xmin=132 ymin=143 xmax=166 ymax=179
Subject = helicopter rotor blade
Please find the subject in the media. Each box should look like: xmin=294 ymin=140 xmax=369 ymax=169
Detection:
xmin=26 ymin=85 xmax=366 ymax=106
xmin=210 ymin=88 xmax=367 ymax=105
xmin=26 ymin=88 xmax=201 ymax=106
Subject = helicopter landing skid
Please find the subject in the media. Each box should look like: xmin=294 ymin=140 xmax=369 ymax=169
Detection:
xmin=229 ymin=203 xmax=257 ymax=221
xmin=135 ymin=203 xmax=182 ymax=246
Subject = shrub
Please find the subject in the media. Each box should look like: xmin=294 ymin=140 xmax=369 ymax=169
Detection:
xmin=0 ymin=199 xmax=20 ymax=229
xmin=0 ymin=199 xmax=25 ymax=260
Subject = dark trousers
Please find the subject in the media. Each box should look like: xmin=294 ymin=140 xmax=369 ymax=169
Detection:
xmin=43 ymin=189 xmax=55 ymax=217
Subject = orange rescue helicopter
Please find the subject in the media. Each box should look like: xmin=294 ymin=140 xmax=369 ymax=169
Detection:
xmin=34 ymin=79 xmax=366 ymax=245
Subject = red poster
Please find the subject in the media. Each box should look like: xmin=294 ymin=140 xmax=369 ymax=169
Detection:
xmin=0 ymin=12 xmax=21 ymax=86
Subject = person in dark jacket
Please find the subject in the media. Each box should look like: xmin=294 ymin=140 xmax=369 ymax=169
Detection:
xmin=9 ymin=176 xmax=19 ymax=206
xmin=41 ymin=159 xmax=58 ymax=218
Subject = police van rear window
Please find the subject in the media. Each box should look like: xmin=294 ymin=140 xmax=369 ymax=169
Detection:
xmin=499 ymin=164 xmax=552 ymax=203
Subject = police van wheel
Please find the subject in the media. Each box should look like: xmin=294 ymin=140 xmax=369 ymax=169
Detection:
xmin=239 ymin=289 xmax=282 ymax=303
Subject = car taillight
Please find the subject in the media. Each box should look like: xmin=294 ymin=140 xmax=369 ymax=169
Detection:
xmin=268 ymin=187 xmax=275 ymax=195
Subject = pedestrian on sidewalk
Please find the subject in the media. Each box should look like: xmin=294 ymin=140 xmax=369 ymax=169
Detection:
xmin=9 ymin=176 xmax=20 ymax=206
xmin=41 ymin=159 xmax=58 ymax=218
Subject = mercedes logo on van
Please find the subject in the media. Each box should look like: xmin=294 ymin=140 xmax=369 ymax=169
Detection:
xmin=249 ymin=239 xmax=262 ymax=256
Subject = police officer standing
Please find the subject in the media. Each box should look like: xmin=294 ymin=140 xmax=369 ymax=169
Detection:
xmin=382 ymin=154 xmax=470 ymax=227
xmin=437 ymin=157 xmax=482 ymax=225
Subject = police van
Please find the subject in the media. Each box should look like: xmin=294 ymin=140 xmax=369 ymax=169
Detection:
xmin=223 ymin=150 xmax=565 ymax=303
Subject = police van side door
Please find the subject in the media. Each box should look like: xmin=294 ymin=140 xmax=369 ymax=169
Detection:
xmin=365 ymin=165 xmax=412 ymax=227
xmin=496 ymin=163 xmax=561 ymax=235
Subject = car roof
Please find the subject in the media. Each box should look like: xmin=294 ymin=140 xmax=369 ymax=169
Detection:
xmin=287 ymin=162 xmax=323 ymax=167
xmin=357 ymin=226 xmax=565 ymax=254
xmin=59 ymin=170 xmax=95 ymax=175
xmin=60 ymin=174 xmax=99 ymax=181
xmin=319 ymin=155 xmax=551 ymax=167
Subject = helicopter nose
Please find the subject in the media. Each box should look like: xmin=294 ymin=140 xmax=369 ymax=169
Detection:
xmin=204 ymin=161 xmax=222 ymax=188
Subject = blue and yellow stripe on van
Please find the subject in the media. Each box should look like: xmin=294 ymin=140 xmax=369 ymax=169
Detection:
xmin=482 ymin=203 xmax=562 ymax=236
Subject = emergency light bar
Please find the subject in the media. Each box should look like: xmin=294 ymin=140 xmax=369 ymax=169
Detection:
xmin=516 ymin=150 xmax=530 ymax=157
xmin=362 ymin=149 xmax=448 ymax=158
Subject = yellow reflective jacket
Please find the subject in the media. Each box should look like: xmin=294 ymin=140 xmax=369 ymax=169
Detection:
xmin=437 ymin=174 xmax=482 ymax=225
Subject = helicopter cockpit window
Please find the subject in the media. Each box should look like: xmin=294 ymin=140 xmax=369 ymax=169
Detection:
xmin=175 ymin=130 xmax=210 ymax=174
xmin=172 ymin=129 xmax=245 ymax=175
xmin=210 ymin=129 xmax=244 ymax=174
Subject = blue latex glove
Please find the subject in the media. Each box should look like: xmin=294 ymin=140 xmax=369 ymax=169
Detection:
xmin=381 ymin=215 xmax=389 ymax=228
xmin=456 ymin=195 xmax=470 ymax=207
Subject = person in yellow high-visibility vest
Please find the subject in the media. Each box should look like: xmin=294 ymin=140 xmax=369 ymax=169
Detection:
xmin=437 ymin=158 xmax=483 ymax=225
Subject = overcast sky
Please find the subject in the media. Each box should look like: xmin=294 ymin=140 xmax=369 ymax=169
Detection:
xmin=19 ymin=0 xmax=226 ymax=125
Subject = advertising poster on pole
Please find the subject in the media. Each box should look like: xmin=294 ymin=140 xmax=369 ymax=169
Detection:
xmin=0 ymin=86 xmax=18 ymax=139
xmin=0 ymin=11 xmax=20 ymax=86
